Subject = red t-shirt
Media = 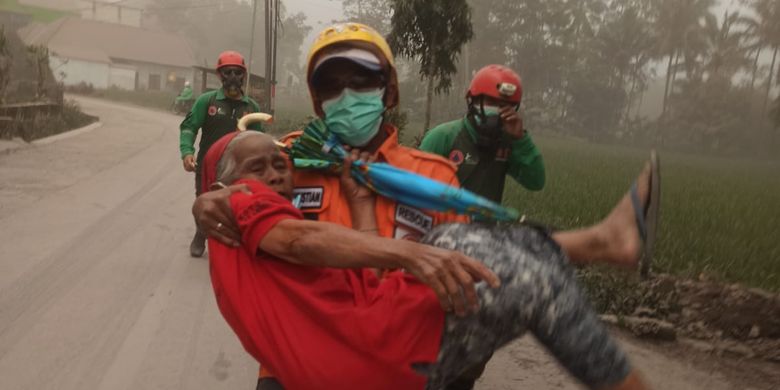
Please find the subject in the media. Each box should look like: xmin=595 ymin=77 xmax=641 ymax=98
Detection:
xmin=208 ymin=180 xmax=445 ymax=390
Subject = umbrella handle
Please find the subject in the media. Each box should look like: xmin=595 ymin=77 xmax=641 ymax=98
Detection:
xmin=238 ymin=112 xmax=273 ymax=131
xmin=323 ymin=135 xmax=349 ymax=159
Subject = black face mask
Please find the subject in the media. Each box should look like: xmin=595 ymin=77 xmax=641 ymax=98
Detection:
xmin=467 ymin=102 xmax=503 ymax=151
xmin=220 ymin=71 xmax=245 ymax=96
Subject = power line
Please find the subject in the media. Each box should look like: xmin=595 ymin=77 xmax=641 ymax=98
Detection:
xmin=144 ymin=2 xmax=243 ymax=11
xmin=291 ymin=0 xmax=342 ymax=12
xmin=68 ymin=0 xmax=245 ymax=12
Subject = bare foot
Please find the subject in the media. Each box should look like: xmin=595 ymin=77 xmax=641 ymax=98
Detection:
xmin=597 ymin=161 xmax=653 ymax=267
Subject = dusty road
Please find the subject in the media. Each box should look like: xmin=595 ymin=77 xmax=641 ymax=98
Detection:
xmin=0 ymin=97 xmax=760 ymax=389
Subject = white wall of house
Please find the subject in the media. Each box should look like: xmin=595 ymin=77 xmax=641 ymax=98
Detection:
xmin=51 ymin=56 xmax=110 ymax=89
xmin=109 ymin=66 xmax=137 ymax=90
xmin=50 ymin=55 xmax=193 ymax=91
xmin=131 ymin=62 xmax=193 ymax=91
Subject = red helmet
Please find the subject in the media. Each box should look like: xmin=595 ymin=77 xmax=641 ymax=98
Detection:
xmin=467 ymin=65 xmax=522 ymax=105
xmin=216 ymin=51 xmax=247 ymax=72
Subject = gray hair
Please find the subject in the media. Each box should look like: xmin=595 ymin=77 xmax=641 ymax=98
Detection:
xmin=214 ymin=131 xmax=267 ymax=185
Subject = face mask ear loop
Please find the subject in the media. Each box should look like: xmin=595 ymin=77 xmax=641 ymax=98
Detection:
xmin=466 ymin=96 xmax=483 ymax=126
xmin=380 ymin=90 xmax=388 ymax=128
xmin=382 ymin=88 xmax=389 ymax=115
xmin=377 ymin=87 xmax=388 ymax=133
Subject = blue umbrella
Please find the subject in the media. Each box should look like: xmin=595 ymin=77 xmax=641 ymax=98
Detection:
xmin=288 ymin=119 xmax=521 ymax=222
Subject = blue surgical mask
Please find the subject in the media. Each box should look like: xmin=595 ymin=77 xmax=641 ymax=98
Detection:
xmin=322 ymin=88 xmax=385 ymax=147
xmin=470 ymin=105 xmax=503 ymax=149
xmin=474 ymin=106 xmax=501 ymax=126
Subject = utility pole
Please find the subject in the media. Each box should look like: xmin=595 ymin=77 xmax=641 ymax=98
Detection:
xmin=263 ymin=0 xmax=279 ymax=114
xmin=463 ymin=41 xmax=470 ymax=88
xmin=264 ymin=0 xmax=271 ymax=112
xmin=246 ymin=0 xmax=258 ymax=93
xmin=270 ymin=0 xmax=279 ymax=115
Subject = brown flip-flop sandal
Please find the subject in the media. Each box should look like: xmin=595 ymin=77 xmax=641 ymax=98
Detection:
xmin=632 ymin=150 xmax=661 ymax=278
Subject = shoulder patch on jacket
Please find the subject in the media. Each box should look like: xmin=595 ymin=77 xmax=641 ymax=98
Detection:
xmin=195 ymin=90 xmax=218 ymax=104
xmin=428 ymin=119 xmax=464 ymax=135
xmin=404 ymin=146 xmax=459 ymax=173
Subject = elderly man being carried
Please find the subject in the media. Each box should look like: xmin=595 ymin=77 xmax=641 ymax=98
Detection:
xmin=199 ymin=128 xmax=656 ymax=390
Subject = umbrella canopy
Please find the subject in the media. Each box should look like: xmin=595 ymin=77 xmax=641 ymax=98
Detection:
xmin=287 ymin=119 xmax=521 ymax=222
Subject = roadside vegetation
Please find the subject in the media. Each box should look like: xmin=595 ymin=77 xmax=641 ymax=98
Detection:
xmin=0 ymin=0 xmax=70 ymax=22
xmin=506 ymin=135 xmax=780 ymax=292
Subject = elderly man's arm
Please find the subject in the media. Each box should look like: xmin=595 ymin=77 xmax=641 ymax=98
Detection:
xmin=260 ymin=219 xmax=402 ymax=268
xmin=259 ymin=219 xmax=500 ymax=316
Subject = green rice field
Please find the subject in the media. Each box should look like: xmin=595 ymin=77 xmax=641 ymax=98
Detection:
xmin=503 ymin=135 xmax=780 ymax=291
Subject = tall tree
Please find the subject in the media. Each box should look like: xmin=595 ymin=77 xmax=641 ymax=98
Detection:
xmin=26 ymin=45 xmax=49 ymax=99
xmin=661 ymin=9 xmax=756 ymax=151
xmin=466 ymin=0 xmax=572 ymax=121
xmin=595 ymin=0 xmax=656 ymax=126
xmin=276 ymin=6 xmax=312 ymax=82
xmin=342 ymin=0 xmax=393 ymax=35
xmin=701 ymin=11 xmax=750 ymax=82
xmin=740 ymin=12 xmax=764 ymax=92
xmin=562 ymin=0 xmax=607 ymax=59
xmin=0 ymin=26 xmax=11 ymax=103
xmin=388 ymin=0 xmax=473 ymax=138
xmin=654 ymin=0 xmax=715 ymax=118
xmin=747 ymin=0 xmax=780 ymax=113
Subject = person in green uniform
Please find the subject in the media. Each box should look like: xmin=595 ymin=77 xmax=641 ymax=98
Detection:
xmin=179 ymin=50 xmax=264 ymax=257
xmin=420 ymin=65 xmax=545 ymax=204
xmin=174 ymin=81 xmax=194 ymax=110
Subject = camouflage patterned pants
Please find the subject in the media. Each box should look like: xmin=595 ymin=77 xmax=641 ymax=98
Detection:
xmin=418 ymin=223 xmax=631 ymax=390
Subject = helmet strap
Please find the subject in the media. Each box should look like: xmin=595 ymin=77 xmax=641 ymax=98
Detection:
xmin=466 ymin=96 xmax=502 ymax=151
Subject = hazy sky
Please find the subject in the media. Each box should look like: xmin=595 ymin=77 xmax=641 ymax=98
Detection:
xmin=282 ymin=0 xmax=345 ymax=52
xmin=284 ymin=0 xmax=344 ymax=26
xmin=279 ymin=0 xmax=744 ymax=53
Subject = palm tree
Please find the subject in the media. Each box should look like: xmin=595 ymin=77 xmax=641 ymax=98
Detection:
xmin=740 ymin=13 xmax=764 ymax=92
xmin=595 ymin=1 xmax=655 ymax=123
xmin=748 ymin=0 xmax=780 ymax=114
xmin=654 ymin=0 xmax=715 ymax=117
xmin=388 ymin=0 xmax=473 ymax=137
xmin=0 ymin=26 xmax=11 ymax=103
xmin=753 ymin=0 xmax=780 ymax=112
xmin=701 ymin=11 xmax=750 ymax=81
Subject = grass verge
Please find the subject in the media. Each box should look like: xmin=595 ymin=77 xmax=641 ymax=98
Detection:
xmin=504 ymin=135 xmax=780 ymax=291
xmin=0 ymin=0 xmax=70 ymax=22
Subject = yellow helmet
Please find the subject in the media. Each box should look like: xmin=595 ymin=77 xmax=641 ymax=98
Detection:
xmin=306 ymin=23 xmax=399 ymax=115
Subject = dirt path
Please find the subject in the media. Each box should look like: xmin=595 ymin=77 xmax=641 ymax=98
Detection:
xmin=477 ymin=333 xmax=778 ymax=390
xmin=0 ymin=97 xmax=773 ymax=389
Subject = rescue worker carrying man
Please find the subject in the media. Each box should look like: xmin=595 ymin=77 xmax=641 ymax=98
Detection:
xmin=198 ymin=23 xmax=466 ymax=389
xmin=179 ymin=50 xmax=264 ymax=257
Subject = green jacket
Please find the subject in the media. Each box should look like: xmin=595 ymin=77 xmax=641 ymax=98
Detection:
xmin=176 ymin=85 xmax=193 ymax=102
xmin=179 ymin=88 xmax=263 ymax=160
xmin=419 ymin=117 xmax=545 ymax=202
